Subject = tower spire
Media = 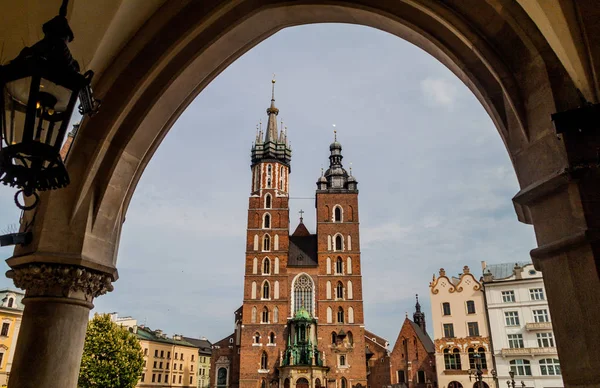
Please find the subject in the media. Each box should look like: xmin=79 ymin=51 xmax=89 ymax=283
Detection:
xmin=265 ymin=77 xmax=279 ymax=143
xmin=413 ymin=293 xmax=427 ymax=333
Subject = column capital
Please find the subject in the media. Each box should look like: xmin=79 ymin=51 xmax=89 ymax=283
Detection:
xmin=6 ymin=263 xmax=114 ymax=303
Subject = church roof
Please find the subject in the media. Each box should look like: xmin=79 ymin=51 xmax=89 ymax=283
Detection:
xmin=407 ymin=319 xmax=435 ymax=354
xmin=292 ymin=221 xmax=311 ymax=237
xmin=288 ymin=235 xmax=318 ymax=267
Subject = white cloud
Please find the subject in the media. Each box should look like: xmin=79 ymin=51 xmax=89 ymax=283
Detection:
xmin=420 ymin=77 xmax=459 ymax=108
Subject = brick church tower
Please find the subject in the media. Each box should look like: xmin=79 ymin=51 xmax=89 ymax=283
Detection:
xmin=213 ymin=81 xmax=367 ymax=388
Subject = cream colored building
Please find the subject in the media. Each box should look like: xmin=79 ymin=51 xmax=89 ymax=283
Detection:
xmin=482 ymin=262 xmax=563 ymax=388
xmin=183 ymin=337 xmax=212 ymax=388
xmin=430 ymin=267 xmax=494 ymax=388
xmin=107 ymin=313 xmax=204 ymax=387
xmin=0 ymin=289 xmax=24 ymax=387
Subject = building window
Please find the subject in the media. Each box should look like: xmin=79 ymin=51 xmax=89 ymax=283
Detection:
xmin=466 ymin=300 xmax=476 ymax=314
xmin=0 ymin=323 xmax=9 ymax=336
xmin=442 ymin=302 xmax=451 ymax=316
xmin=166 ymin=363 xmax=169 ymax=370
xmin=510 ymin=359 xmax=532 ymax=376
xmin=263 ymin=258 xmax=271 ymax=275
xmin=529 ymin=288 xmax=545 ymax=300
xmin=191 ymin=377 xmax=194 ymax=384
xmin=158 ymin=374 xmax=162 ymax=383
xmin=334 ymin=235 xmax=343 ymax=251
xmin=153 ymin=361 xmax=157 ymax=368
xmin=508 ymin=334 xmax=524 ymax=348
xmin=173 ymin=363 xmax=176 ymax=369
xmin=443 ymin=323 xmax=455 ymax=338
xmin=537 ymin=332 xmax=555 ymax=347
xmin=540 ymin=359 xmax=561 ymax=376
xmin=165 ymin=374 xmax=169 ymax=382
xmin=262 ymin=307 xmax=269 ymax=323
xmin=336 ymin=282 xmax=344 ymax=299
xmin=167 ymin=351 xmax=170 ymax=359
xmin=180 ymin=363 xmax=183 ymax=370
xmin=254 ymin=332 xmax=260 ymax=344
xmin=341 ymin=378 xmax=347 ymax=388
xmin=347 ymin=331 xmax=354 ymax=345
xmin=263 ymin=213 xmax=271 ymax=229
xmin=141 ymin=373 xmax=145 ymax=382
xmin=273 ymin=306 xmax=279 ymax=323
xmin=293 ymin=274 xmax=314 ymax=315
xmin=155 ymin=350 xmax=159 ymax=357
xmin=261 ymin=352 xmax=268 ymax=369
xmin=478 ymin=347 xmax=487 ymax=369
xmin=152 ymin=374 xmax=156 ymax=383
xmin=217 ymin=368 xmax=228 ymax=386
xmin=267 ymin=165 xmax=272 ymax=188
xmin=263 ymin=234 xmax=271 ymax=251
xmin=339 ymin=355 xmax=346 ymax=366
xmin=262 ymin=281 xmax=270 ymax=299
xmin=331 ymin=332 xmax=337 ymax=344
xmin=337 ymin=307 xmax=344 ymax=323
xmin=159 ymin=361 xmax=163 ymax=369
xmin=417 ymin=371 xmax=425 ymax=384
xmin=252 ymin=306 xmax=257 ymax=323
xmin=179 ymin=375 xmax=182 ymax=384
xmin=144 ymin=348 xmax=148 ymax=356
xmin=502 ymin=290 xmax=516 ymax=302
xmin=444 ymin=348 xmax=461 ymax=370
xmin=269 ymin=332 xmax=275 ymax=344
xmin=397 ymin=370 xmax=406 ymax=383
xmin=265 ymin=194 xmax=272 ymax=209
xmin=181 ymin=354 xmax=184 ymax=361
xmin=505 ymin=311 xmax=520 ymax=326
xmin=334 ymin=206 xmax=342 ymax=222
xmin=467 ymin=322 xmax=479 ymax=337
xmin=468 ymin=348 xmax=476 ymax=369
xmin=533 ymin=309 xmax=549 ymax=323
xmin=7 ymin=298 xmax=13 ymax=308
xmin=336 ymin=257 xmax=343 ymax=274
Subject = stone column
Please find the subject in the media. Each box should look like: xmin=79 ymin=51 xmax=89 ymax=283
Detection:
xmin=513 ymin=107 xmax=600 ymax=388
xmin=5 ymin=264 xmax=114 ymax=388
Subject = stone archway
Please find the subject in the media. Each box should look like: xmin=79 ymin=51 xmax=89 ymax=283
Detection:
xmin=3 ymin=2 xmax=600 ymax=388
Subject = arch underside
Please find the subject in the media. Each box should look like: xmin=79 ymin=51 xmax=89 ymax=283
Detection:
xmin=13 ymin=0 xmax=578 ymax=270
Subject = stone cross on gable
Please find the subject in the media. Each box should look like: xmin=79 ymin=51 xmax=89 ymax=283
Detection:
xmin=299 ymin=209 xmax=304 ymax=222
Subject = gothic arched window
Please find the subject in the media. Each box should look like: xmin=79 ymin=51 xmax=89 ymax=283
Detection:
xmin=279 ymin=166 xmax=285 ymax=189
xmin=251 ymin=307 xmax=257 ymax=323
xmin=347 ymin=331 xmax=354 ymax=345
xmin=335 ymin=235 xmax=343 ymax=251
xmin=265 ymin=194 xmax=272 ymax=209
xmin=337 ymin=307 xmax=344 ymax=323
xmin=263 ymin=213 xmax=271 ymax=229
xmin=263 ymin=258 xmax=271 ymax=274
xmin=336 ymin=282 xmax=344 ymax=299
xmin=273 ymin=307 xmax=279 ymax=323
xmin=263 ymin=234 xmax=271 ymax=251
xmin=336 ymin=257 xmax=343 ymax=274
xmin=7 ymin=298 xmax=14 ymax=308
xmin=334 ymin=206 xmax=342 ymax=222
xmin=293 ymin=274 xmax=314 ymax=315
xmin=261 ymin=352 xmax=268 ymax=370
xmin=262 ymin=307 xmax=269 ymax=323
xmin=262 ymin=281 xmax=270 ymax=299
xmin=254 ymin=333 xmax=260 ymax=344
xmin=331 ymin=332 xmax=337 ymax=344
xmin=266 ymin=165 xmax=272 ymax=188
xmin=341 ymin=378 xmax=347 ymax=388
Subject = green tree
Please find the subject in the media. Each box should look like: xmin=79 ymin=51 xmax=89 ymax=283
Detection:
xmin=78 ymin=314 xmax=144 ymax=388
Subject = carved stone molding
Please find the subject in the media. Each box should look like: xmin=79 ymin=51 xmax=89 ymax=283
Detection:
xmin=6 ymin=264 xmax=114 ymax=302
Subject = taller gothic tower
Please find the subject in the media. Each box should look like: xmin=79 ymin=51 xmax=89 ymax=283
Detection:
xmin=236 ymin=81 xmax=367 ymax=388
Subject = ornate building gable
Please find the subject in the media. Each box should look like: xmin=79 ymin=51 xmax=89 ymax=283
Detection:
xmin=430 ymin=266 xmax=482 ymax=294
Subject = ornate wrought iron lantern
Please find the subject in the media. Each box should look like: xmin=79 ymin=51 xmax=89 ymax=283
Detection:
xmin=0 ymin=0 xmax=99 ymax=210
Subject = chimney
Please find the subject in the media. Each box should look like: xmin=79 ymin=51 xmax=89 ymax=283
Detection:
xmin=173 ymin=334 xmax=182 ymax=341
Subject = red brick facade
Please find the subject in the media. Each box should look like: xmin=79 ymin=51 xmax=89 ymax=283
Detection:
xmin=211 ymin=90 xmax=367 ymax=388
xmin=365 ymin=331 xmax=391 ymax=388
xmin=387 ymin=319 xmax=436 ymax=388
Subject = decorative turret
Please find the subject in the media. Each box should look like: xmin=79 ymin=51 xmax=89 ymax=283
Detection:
xmin=316 ymin=131 xmax=357 ymax=192
xmin=251 ymin=78 xmax=292 ymax=168
xmin=413 ymin=294 xmax=427 ymax=334
xmin=281 ymin=306 xmax=323 ymax=367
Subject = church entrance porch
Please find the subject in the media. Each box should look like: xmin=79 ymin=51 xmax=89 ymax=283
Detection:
xmin=297 ymin=378 xmax=310 ymax=388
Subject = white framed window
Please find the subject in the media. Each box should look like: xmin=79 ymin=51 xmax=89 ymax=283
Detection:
xmin=540 ymin=359 xmax=561 ymax=376
xmin=262 ymin=258 xmax=271 ymax=274
xmin=533 ymin=309 xmax=549 ymax=323
xmin=334 ymin=234 xmax=344 ymax=251
xmin=273 ymin=307 xmax=279 ymax=323
xmin=336 ymin=282 xmax=344 ymax=299
xmin=326 ymin=281 xmax=332 ymax=300
xmin=505 ymin=311 xmax=520 ymax=326
xmin=335 ymin=257 xmax=343 ymax=274
xmin=251 ymin=307 xmax=257 ymax=323
xmin=326 ymin=257 xmax=332 ymax=274
xmin=252 ymin=258 xmax=258 ymax=274
xmin=274 ymin=281 xmax=279 ymax=299
xmin=261 ymin=307 xmax=269 ymax=323
xmin=327 ymin=307 xmax=332 ymax=323
xmin=536 ymin=332 xmax=555 ymax=347
xmin=508 ymin=334 xmax=524 ymax=348
xmin=333 ymin=205 xmax=343 ymax=222
xmin=253 ymin=333 xmax=260 ymax=344
xmin=266 ymin=165 xmax=272 ymax=188
xmin=502 ymin=290 xmax=516 ymax=302
xmin=347 ymin=281 xmax=353 ymax=299
xmin=264 ymin=194 xmax=272 ymax=209
xmin=263 ymin=234 xmax=271 ymax=251
xmin=529 ymin=288 xmax=545 ymax=300
xmin=348 ymin=307 xmax=354 ymax=323
xmin=510 ymin=359 xmax=532 ymax=376
xmin=274 ymin=257 xmax=279 ymax=274
xmin=263 ymin=213 xmax=271 ymax=229
xmin=262 ymin=281 xmax=270 ymax=299
xmin=347 ymin=257 xmax=352 ymax=274
xmin=251 ymin=282 xmax=257 ymax=299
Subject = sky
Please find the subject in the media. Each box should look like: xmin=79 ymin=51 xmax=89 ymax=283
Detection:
xmin=0 ymin=24 xmax=536 ymax=348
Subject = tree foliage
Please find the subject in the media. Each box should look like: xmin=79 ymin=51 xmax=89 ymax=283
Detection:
xmin=78 ymin=314 xmax=144 ymax=388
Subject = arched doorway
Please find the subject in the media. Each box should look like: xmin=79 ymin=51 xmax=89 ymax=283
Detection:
xmin=296 ymin=378 xmax=309 ymax=388
xmin=472 ymin=382 xmax=489 ymax=388
xmin=2 ymin=2 xmax=599 ymax=388
xmin=448 ymin=382 xmax=463 ymax=388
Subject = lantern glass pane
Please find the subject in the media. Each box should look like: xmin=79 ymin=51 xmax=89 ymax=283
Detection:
xmin=39 ymin=78 xmax=72 ymax=112
xmin=3 ymin=81 xmax=29 ymax=146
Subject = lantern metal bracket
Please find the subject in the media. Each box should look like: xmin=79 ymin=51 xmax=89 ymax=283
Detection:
xmin=0 ymin=231 xmax=32 ymax=247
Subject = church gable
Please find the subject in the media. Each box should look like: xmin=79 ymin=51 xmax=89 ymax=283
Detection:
xmin=287 ymin=235 xmax=318 ymax=267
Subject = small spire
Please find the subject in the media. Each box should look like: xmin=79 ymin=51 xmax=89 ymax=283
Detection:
xmin=271 ymin=74 xmax=276 ymax=100
xmin=321 ymin=167 xmax=324 ymax=176
xmin=299 ymin=209 xmax=304 ymax=223
xmin=405 ymin=311 xmax=408 ymax=319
